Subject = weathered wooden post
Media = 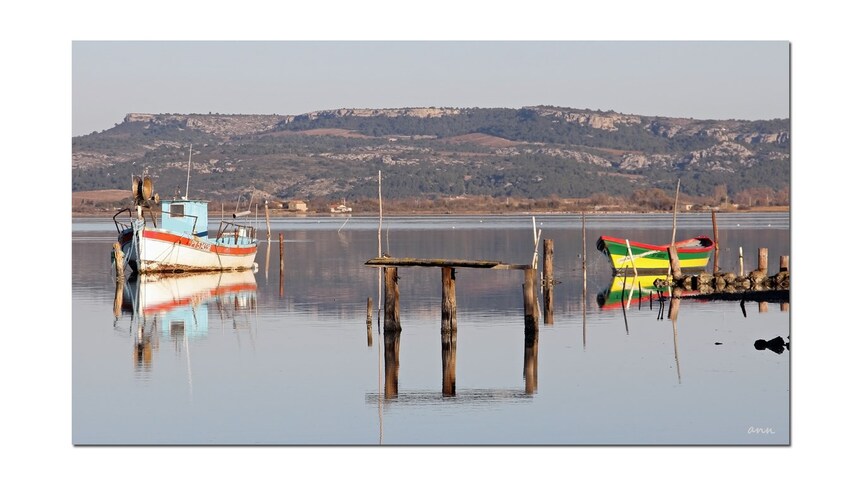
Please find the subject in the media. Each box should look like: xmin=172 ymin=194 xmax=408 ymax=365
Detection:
xmin=758 ymin=248 xmax=768 ymax=273
xmin=113 ymin=277 xmax=124 ymax=319
xmin=739 ymin=246 xmax=745 ymax=276
xmin=383 ymin=332 xmax=400 ymax=399
xmin=523 ymin=268 xmax=538 ymax=334
xmin=759 ymin=301 xmax=769 ymax=313
xmin=384 ymin=267 xmax=401 ymax=333
xmin=711 ymin=210 xmax=720 ymax=273
xmin=524 ymin=331 xmax=538 ymax=395
xmin=780 ymin=255 xmax=789 ymax=272
xmin=668 ymin=289 xmax=682 ymax=322
xmin=112 ymin=242 xmax=124 ymax=280
xmin=668 ymin=246 xmax=682 ymax=281
xmin=366 ymin=297 xmax=373 ymax=347
xmin=442 ymin=331 xmax=456 ymax=396
xmin=441 ymin=267 xmax=457 ymax=334
xmin=543 ymin=239 xmax=554 ymax=325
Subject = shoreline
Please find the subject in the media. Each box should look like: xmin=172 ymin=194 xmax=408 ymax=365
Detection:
xmin=72 ymin=207 xmax=790 ymax=219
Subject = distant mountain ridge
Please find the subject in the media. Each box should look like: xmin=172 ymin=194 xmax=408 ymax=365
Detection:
xmin=72 ymin=106 xmax=789 ymax=205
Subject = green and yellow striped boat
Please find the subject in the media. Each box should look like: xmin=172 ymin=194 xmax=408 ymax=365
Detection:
xmin=596 ymin=235 xmax=714 ymax=274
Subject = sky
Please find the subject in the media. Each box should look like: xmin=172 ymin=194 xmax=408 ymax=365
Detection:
xmin=72 ymin=40 xmax=789 ymax=136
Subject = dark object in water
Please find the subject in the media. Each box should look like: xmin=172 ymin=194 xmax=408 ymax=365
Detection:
xmin=715 ymin=342 xmax=723 ymax=345
xmin=754 ymin=336 xmax=787 ymax=354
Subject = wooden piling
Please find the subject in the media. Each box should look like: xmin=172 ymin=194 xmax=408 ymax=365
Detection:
xmin=524 ymin=331 xmax=538 ymax=395
xmin=442 ymin=331 xmax=456 ymax=396
xmin=758 ymin=248 xmax=768 ymax=273
xmin=780 ymin=255 xmax=789 ymax=272
xmin=112 ymin=242 xmax=124 ymax=280
xmin=668 ymin=294 xmax=681 ymax=322
xmin=542 ymin=239 xmax=554 ymax=325
xmin=711 ymin=210 xmax=720 ymax=273
xmin=523 ymin=268 xmax=538 ymax=334
xmin=441 ymin=267 xmax=457 ymax=334
xmin=383 ymin=332 xmax=400 ymax=399
xmin=668 ymin=246 xmax=682 ymax=280
xmin=113 ymin=277 xmax=124 ymax=319
xmin=759 ymin=301 xmax=769 ymax=313
xmin=739 ymin=246 xmax=745 ymax=276
xmin=384 ymin=267 xmax=401 ymax=333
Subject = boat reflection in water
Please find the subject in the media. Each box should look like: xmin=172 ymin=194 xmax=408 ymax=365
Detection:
xmin=596 ymin=273 xmax=692 ymax=310
xmin=118 ymin=270 xmax=258 ymax=371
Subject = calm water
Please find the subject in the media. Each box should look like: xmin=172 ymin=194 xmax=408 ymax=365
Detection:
xmin=72 ymin=212 xmax=790 ymax=445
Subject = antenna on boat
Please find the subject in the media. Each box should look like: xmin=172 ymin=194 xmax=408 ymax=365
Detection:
xmin=184 ymin=144 xmax=193 ymax=200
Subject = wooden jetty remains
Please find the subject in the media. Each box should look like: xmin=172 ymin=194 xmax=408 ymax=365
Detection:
xmin=365 ymin=256 xmax=536 ymax=334
xmin=664 ymin=247 xmax=789 ymax=304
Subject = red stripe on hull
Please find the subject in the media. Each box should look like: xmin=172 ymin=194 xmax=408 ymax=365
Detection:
xmin=140 ymin=229 xmax=257 ymax=256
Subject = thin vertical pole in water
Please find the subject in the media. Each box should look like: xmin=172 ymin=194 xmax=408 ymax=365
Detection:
xmin=366 ymin=297 xmax=373 ymax=347
xmin=672 ymin=316 xmax=681 ymax=384
xmin=185 ymin=144 xmax=192 ymax=200
xmin=670 ymin=178 xmax=681 ymax=246
xmin=378 ymin=170 xmax=383 ymax=314
xmin=668 ymin=178 xmax=680 ymax=281
xmin=279 ymin=233 xmax=285 ymax=298
xmin=264 ymin=240 xmax=271 ymax=281
xmin=621 ymin=270 xmax=629 ymax=335
xmin=625 ymin=239 xmax=638 ymax=277
xmin=582 ymin=212 xmax=587 ymax=349
xmin=711 ymin=210 xmax=720 ymax=273
xmin=739 ymin=246 xmax=745 ymax=276
xmin=264 ymin=200 xmax=272 ymax=241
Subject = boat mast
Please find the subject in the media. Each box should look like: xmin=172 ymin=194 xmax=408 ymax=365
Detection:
xmin=184 ymin=144 xmax=193 ymax=200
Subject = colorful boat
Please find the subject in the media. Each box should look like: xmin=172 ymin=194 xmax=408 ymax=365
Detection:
xmin=113 ymin=176 xmax=258 ymax=274
xmin=596 ymin=234 xmax=714 ymax=274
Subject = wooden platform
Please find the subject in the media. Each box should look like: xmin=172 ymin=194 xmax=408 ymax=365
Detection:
xmin=365 ymin=257 xmax=531 ymax=270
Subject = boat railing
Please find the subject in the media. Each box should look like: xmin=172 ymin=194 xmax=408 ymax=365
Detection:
xmin=216 ymin=220 xmax=257 ymax=245
xmin=112 ymin=208 xmax=134 ymax=233
xmin=112 ymin=205 xmax=201 ymax=234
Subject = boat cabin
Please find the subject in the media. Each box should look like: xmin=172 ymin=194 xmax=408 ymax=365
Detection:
xmin=161 ymin=199 xmax=209 ymax=238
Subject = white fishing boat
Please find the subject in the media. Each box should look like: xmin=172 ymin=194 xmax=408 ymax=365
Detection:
xmin=113 ymin=148 xmax=259 ymax=273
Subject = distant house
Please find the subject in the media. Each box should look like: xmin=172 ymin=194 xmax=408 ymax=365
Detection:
xmin=286 ymin=200 xmax=308 ymax=212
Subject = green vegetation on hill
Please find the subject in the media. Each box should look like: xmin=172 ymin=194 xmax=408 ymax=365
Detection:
xmin=72 ymin=107 xmax=790 ymax=207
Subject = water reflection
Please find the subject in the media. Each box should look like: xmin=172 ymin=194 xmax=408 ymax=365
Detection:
xmin=597 ymin=274 xmax=676 ymax=311
xmin=372 ymin=328 xmax=539 ymax=405
xmin=116 ymin=270 xmax=258 ymax=372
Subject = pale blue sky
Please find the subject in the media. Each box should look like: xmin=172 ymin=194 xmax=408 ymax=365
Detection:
xmin=72 ymin=41 xmax=789 ymax=136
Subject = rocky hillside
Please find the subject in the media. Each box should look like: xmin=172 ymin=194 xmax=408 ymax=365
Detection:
xmin=72 ymin=106 xmax=789 ymax=205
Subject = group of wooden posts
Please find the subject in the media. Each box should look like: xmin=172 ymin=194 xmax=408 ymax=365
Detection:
xmin=364 ymin=239 xmax=560 ymax=338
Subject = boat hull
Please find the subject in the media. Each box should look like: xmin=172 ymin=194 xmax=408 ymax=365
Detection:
xmin=119 ymin=227 xmax=257 ymax=273
xmin=596 ymin=235 xmax=714 ymax=274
